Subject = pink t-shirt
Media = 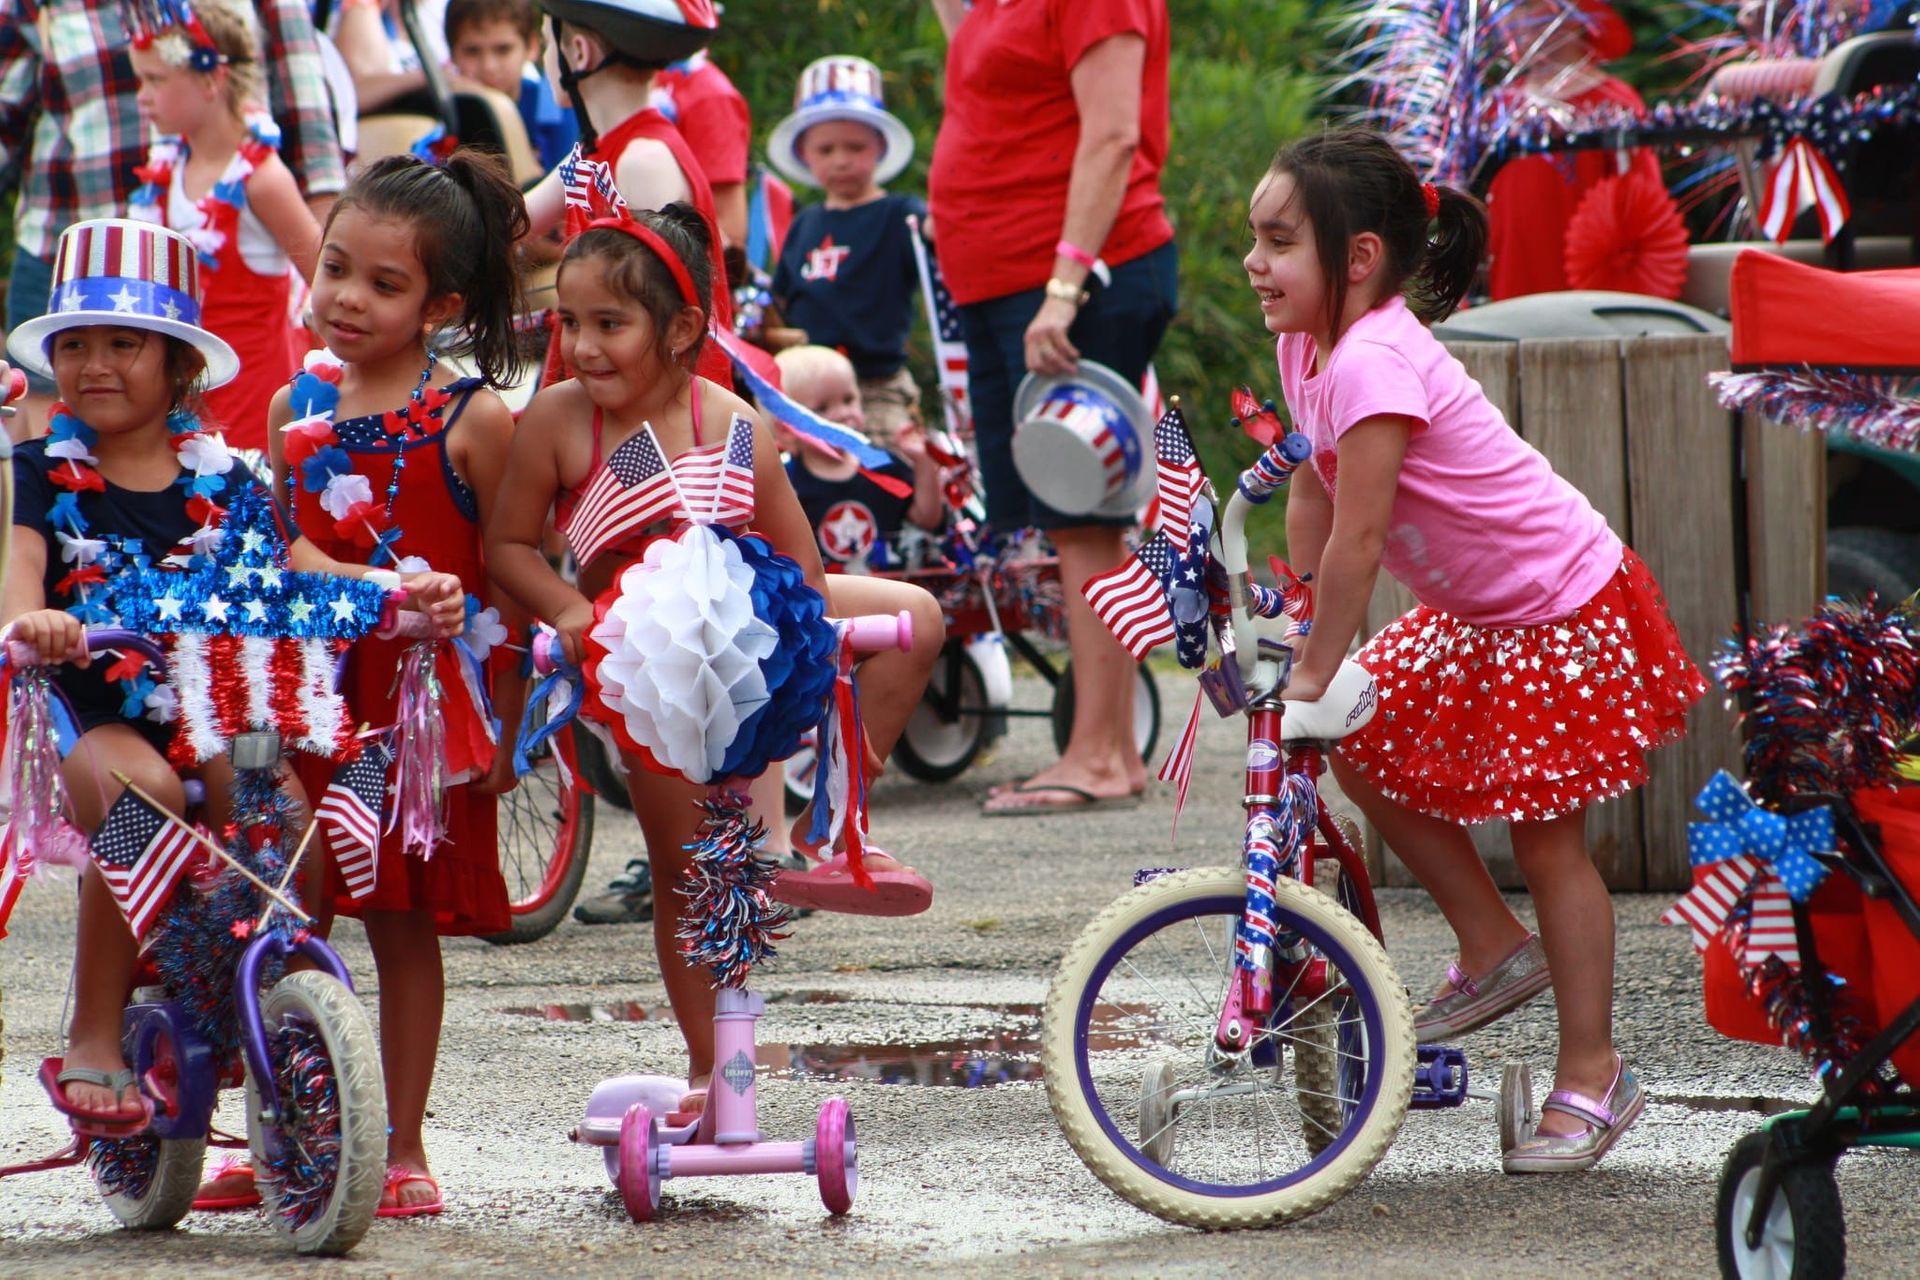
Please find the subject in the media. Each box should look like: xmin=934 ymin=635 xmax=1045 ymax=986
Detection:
xmin=1277 ymin=296 xmax=1622 ymax=627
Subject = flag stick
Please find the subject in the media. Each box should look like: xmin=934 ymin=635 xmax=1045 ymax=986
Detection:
xmin=254 ymin=721 xmax=369 ymax=931
xmin=109 ymin=771 xmax=312 ymax=923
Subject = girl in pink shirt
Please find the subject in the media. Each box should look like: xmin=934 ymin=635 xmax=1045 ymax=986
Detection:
xmin=1248 ymin=129 xmax=1706 ymax=1174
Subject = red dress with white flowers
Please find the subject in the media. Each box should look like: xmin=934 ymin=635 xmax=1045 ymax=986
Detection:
xmin=291 ymin=377 xmax=509 ymax=934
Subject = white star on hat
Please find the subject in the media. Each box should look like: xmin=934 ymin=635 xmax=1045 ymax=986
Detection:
xmin=160 ymin=297 xmax=182 ymax=321
xmin=109 ymin=285 xmax=139 ymax=314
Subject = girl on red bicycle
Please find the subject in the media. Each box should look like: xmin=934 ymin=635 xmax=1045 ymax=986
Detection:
xmin=1246 ymin=129 xmax=1707 ymax=1173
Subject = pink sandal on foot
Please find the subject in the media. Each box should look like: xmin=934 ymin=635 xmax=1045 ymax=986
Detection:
xmin=770 ymin=849 xmax=932 ymax=917
xmin=377 ymin=1165 xmax=444 ymax=1217
xmin=193 ymin=1155 xmax=263 ymax=1211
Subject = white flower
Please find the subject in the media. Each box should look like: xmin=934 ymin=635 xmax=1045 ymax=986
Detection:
xmin=396 ymin=555 xmax=434 ymax=575
xmin=45 ymin=436 xmax=97 ymax=464
xmin=144 ymin=682 xmax=179 ymax=724
xmin=463 ymin=606 xmax=508 ymax=662
xmin=303 ymin=348 xmax=345 ymax=374
xmin=182 ymin=226 xmax=226 ymax=259
xmin=188 ymin=524 xmax=225 ymax=556
xmin=319 ymin=472 xmax=373 ymax=520
xmin=177 ymin=432 xmax=235 ymax=477
xmin=55 ymin=529 xmax=107 ymax=564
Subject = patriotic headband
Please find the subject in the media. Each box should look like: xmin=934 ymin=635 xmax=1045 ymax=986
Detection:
xmin=125 ymin=0 xmax=228 ymax=72
xmin=585 ymin=215 xmax=701 ymax=313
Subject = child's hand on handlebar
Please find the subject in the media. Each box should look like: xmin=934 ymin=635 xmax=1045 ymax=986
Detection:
xmin=552 ymin=599 xmax=595 ymax=668
xmin=1280 ymin=665 xmax=1332 ymax=703
xmin=400 ymin=571 xmax=468 ymax=638
xmin=8 ymin=610 xmax=89 ymax=666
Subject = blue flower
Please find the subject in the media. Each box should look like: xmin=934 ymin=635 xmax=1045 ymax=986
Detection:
xmin=301 ymin=445 xmax=352 ymax=494
xmin=48 ymin=491 xmax=85 ymax=531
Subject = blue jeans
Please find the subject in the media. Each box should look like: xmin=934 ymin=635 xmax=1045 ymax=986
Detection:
xmin=959 ymin=239 xmax=1178 ymax=531
xmin=6 ymin=250 xmax=56 ymax=394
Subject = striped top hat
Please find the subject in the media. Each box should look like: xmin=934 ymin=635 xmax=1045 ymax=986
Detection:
xmin=1012 ymin=360 xmax=1157 ymax=519
xmin=767 ymin=55 xmax=914 ymax=189
xmin=7 ymin=218 xmax=239 ymax=388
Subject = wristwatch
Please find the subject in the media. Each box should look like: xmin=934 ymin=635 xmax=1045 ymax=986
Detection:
xmin=1044 ymin=277 xmax=1090 ymax=308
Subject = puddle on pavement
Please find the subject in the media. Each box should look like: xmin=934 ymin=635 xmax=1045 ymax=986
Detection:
xmin=500 ymin=996 xmax=1156 ymax=1088
xmin=1656 ymin=1094 xmax=1805 ymax=1116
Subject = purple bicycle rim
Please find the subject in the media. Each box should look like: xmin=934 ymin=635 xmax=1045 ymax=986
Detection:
xmin=1072 ymin=889 xmax=1390 ymax=1196
xmin=236 ymin=932 xmax=355 ymax=1123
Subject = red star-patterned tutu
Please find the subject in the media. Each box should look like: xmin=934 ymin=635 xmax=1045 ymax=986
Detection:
xmin=1340 ymin=549 xmax=1708 ymax=824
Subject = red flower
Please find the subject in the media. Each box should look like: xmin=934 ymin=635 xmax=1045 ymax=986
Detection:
xmin=281 ymin=416 xmax=336 ymax=466
xmin=335 ymin=500 xmax=382 ymax=547
xmin=101 ymin=650 xmax=150 ymax=684
xmin=309 ymin=361 xmax=344 ymax=384
xmin=54 ymin=563 xmax=108 ymax=595
xmin=133 ymin=160 xmax=172 ymax=187
xmin=185 ymin=495 xmax=227 ymax=526
xmin=50 ymin=461 xmax=105 ymax=493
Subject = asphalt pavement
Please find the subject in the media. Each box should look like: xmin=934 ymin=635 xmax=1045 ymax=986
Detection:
xmin=4 ymin=674 xmax=1917 ymax=1277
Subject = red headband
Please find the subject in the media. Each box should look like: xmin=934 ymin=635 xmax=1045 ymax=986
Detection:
xmin=585 ymin=215 xmax=701 ymax=311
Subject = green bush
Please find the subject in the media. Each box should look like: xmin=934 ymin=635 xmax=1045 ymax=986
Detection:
xmin=720 ymin=0 xmax=1322 ymax=549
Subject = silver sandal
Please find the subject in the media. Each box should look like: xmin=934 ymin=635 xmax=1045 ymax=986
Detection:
xmin=1413 ymin=932 xmax=1552 ymax=1041
xmin=1502 ymin=1054 xmax=1644 ymax=1174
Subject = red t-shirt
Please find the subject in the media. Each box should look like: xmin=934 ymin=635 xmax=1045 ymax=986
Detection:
xmin=1485 ymin=77 xmax=1661 ymax=300
xmin=651 ymin=53 xmax=751 ymax=188
xmin=928 ymin=0 xmax=1174 ymax=306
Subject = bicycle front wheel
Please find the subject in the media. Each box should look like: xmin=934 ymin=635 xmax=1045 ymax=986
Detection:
xmin=1041 ymin=866 xmax=1414 ymax=1228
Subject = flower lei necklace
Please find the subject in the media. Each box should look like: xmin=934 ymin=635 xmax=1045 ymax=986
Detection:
xmin=129 ymin=110 xmax=282 ymax=268
xmin=281 ymin=348 xmax=454 ymax=565
xmin=42 ymin=402 xmax=236 ymax=721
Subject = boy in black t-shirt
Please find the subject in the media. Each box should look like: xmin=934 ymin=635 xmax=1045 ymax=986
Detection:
xmin=767 ymin=56 xmax=924 ymax=446
xmin=774 ymin=345 xmax=941 ymax=572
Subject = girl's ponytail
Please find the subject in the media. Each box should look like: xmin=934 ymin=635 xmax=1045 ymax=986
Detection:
xmin=441 ymin=148 xmax=531 ymax=388
xmin=1410 ymin=183 xmax=1488 ymax=325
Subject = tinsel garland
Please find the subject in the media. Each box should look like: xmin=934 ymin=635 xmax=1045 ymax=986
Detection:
xmin=1748 ymin=955 xmax=1885 ymax=1091
xmin=255 ymin=1018 xmax=344 ymax=1232
xmin=676 ymin=793 xmax=792 ymax=988
xmin=1 ymin=668 xmax=89 ymax=875
xmin=1712 ymin=370 xmax=1920 ymax=455
xmin=85 ymin=1135 xmax=160 ymax=1201
xmin=391 ymin=641 xmax=449 ymax=857
xmin=1713 ymin=597 xmax=1920 ymax=802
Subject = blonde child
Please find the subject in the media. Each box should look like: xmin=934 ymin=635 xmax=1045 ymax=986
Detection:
xmin=1252 ymin=129 xmax=1706 ymax=1172
xmin=125 ymin=0 xmax=323 ymax=451
xmin=488 ymin=206 xmax=942 ymax=1110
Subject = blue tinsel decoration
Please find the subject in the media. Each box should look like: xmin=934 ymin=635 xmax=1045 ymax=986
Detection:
xmin=676 ymin=794 xmax=793 ymax=988
xmin=256 ymin=1018 xmax=344 ymax=1232
xmin=85 ymin=1135 xmax=159 ymax=1200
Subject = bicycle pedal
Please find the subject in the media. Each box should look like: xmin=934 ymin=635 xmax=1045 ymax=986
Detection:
xmin=1408 ymin=1044 xmax=1470 ymax=1109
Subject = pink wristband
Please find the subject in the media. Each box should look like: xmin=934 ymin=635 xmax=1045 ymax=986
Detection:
xmin=1055 ymin=239 xmax=1098 ymax=270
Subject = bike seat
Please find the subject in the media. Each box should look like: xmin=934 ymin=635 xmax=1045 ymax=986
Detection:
xmin=1280 ymin=660 xmax=1379 ymax=743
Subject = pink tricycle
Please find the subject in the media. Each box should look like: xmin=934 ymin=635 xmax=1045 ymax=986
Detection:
xmin=533 ymin=609 xmax=913 ymax=1221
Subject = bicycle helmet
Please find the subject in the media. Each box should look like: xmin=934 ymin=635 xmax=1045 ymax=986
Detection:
xmin=542 ymin=0 xmax=716 ymax=65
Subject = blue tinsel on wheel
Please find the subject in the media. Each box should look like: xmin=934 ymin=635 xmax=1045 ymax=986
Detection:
xmin=716 ymin=530 xmax=839 ymax=780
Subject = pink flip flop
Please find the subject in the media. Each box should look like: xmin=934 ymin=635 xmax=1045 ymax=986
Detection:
xmin=193 ymin=1156 xmax=263 ymax=1211
xmin=770 ymin=850 xmax=932 ymax=917
xmin=377 ymin=1165 xmax=444 ymax=1218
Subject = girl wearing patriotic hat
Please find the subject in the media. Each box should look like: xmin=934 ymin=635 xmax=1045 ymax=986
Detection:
xmin=1 ymin=218 xmax=463 ymax=1134
xmin=1250 ymin=130 xmax=1706 ymax=1173
xmin=123 ymin=0 xmax=324 ymax=450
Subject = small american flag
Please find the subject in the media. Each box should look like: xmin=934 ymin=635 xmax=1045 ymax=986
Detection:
xmin=671 ymin=415 xmax=758 ymax=526
xmin=908 ymin=216 xmax=971 ymax=438
xmin=560 ymin=145 xmax=629 ymax=235
xmin=91 ymin=790 xmax=200 ymax=938
xmin=1742 ymin=874 xmax=1800 ymax=968
xmin=316 ymin=737 xmax=393 ymax=901
xmin=1153 ymin=407 xmax=1204 ymax=541
xmin=1084 ymin=534 xmax=1177 ymax=659
xmin=559 ymin=427 xmax=672 ymax=566
xmin=0 ymin=839 xmax=23 ymax=940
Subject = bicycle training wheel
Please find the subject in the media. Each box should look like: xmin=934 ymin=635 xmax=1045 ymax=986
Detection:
xmin=1041 ymin=866 xmax=1414 ymax=1228
xmin=484 ymin=726 xmax=595 ymax=945
xmin=894 ymin=638 xmax=992 ymax=782
xmin=246 ymin=970 xmax=386 ymax=1255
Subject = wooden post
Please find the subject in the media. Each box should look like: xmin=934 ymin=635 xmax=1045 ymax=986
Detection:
xmin=1744 ymin=413 xmax=1827 ymax=622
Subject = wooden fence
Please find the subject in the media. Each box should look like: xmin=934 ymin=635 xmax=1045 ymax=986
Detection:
xmin=1357 ymin=335 xmax=1824 ymax=893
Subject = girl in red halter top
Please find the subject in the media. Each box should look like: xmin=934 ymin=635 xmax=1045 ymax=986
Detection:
xmin=489 ymin=205 xmax=942 ymax=1112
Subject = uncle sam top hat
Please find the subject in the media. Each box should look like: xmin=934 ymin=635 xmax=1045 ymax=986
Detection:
xmin=7 ymin=218 xmax=239 ymax=388
xmin=1011 ymin=359 xmax=1157 ymax=520
xmin=767 ymin=56 xmax=914 ymax=189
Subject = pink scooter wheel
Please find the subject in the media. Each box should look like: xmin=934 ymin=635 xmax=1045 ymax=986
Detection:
xmin=617 ymin=1103 xmax=662 ymax=1222
xmin=815 ymin=1096 xmax=857 ymax=1215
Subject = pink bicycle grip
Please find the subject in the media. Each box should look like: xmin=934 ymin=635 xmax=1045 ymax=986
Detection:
xmin=838 ymin=610 xmax=913 ymax=655
xmin=2 ymin=367 xmax=26 ymax=405
xmin=530 ymin=629 xmax=566 ymax=675
xmin=375 ymin=591 xmax=436 ymax=640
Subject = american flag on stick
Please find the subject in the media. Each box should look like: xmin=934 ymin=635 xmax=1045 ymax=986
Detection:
xmin=560 ymin=145 xmax=629 ymax=235
xmin=90 ymin=790 xmax=201 ymax=938
xmin=669 ymin=414 xmax=758 ymax=526
xmin=559 ymin=427 xmax=671 ymax=566
xmin=1152 ymin=406 xmax=1205 ymax=541
xmin=316 ymin=735 xmax=393 ymax=901
xmin=907 ymin=215 xmax=970 ymax=438
xmin=1083 ymin=533 xmax=1177 ymax=660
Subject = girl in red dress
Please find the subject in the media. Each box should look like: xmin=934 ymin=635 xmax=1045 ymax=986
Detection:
xmin=198 ymin=149 xmax=530 ymax=1217
xmin=126 ymin=0 xmax=322 ymax=452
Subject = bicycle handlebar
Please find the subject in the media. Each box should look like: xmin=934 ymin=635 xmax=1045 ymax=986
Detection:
xmin=4 ymin=627 xmax=167 ymax=671
xmin=1236 ymin=433 xmax=1311 ymax=505
xmin=1222 ymin=433 xmax=1313 ymax=684
xmin=528 ymin=610 xmax=914 ymax=677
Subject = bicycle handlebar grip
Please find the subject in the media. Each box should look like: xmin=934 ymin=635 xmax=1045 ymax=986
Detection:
xmin=530 ymin=628 xmax=567 ymax=676
xmin=838 ymin=609 xmax=912 ymax=655
xmin=1237 ymin=432 xmax=1312 ymax=505
xmin=4 ymin=627 xmax=166 ymax=669
xmin=374 ymin=590 xmax=436 ymax=640
xmin=2 ymin=367 xmax=26 ymax=405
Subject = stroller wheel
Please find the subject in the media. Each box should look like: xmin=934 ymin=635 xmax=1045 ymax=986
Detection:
xmin=1715 ymin=1128 xmax=1844 ymax=1280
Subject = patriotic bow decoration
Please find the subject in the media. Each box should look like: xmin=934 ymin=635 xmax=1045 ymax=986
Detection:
xmin=1660 ymin=770 xmax=1833 ymax=969
xmin=1757 ymin=138 xmax=1851 ymax=245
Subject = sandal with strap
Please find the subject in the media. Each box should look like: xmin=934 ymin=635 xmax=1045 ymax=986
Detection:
xmin=770 ymin=848 xmax=932 ymax=917
xmin=193 ymin=1156 xmax=262 ymax=1211
xmin=41 ymin=1058 xmax=151 ymax=1135
xmin=1412 ymin=933 xmax=1552 ymax=1041
xmin=1502 ymin=1054 xmax=1645 ymax=1174
xmin=377 ymin=1165 xmax=444 ymax=1217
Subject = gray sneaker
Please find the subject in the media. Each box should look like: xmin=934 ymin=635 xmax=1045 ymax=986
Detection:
xmin=1413 ymin=933 xmax=1552 ymax=1041
xmin=573 ymin=859 xmax=654 ymax=925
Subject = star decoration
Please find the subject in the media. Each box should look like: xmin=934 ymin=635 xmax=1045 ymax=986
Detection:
xmin=243 ymin=598 xmax=269 ymax=623
xmin=330 ymin=593 xmax=358 ymax=623
xmin=108 ymin=285 xmax=139 ymax=313
xmin=155 ymin=594 xmax=183 ymax=622
xmin=202 ymin=592 xmax=230 ymax=622
xmin=290 ymin=598 xmax=315 ymax=624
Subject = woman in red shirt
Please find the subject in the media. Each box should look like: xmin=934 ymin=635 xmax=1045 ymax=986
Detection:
xmin=929 ymin=0 xmax=1178 ymax=816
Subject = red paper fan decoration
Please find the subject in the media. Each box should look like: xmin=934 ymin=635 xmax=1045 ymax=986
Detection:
xmin=1563 ymin=170 xmax=1690 ymax=300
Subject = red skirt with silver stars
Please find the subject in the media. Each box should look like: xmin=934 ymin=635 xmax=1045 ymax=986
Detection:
xmin=1339 ymin=548 xmax=1708 ymax=824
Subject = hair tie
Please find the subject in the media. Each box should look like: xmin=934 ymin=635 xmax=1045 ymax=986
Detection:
xmin=585 ymin=215 xmax=700 ymax=311
xmin=1421 ymin=182 xmax=1440 ymax=221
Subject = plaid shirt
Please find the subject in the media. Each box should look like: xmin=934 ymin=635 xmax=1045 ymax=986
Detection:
xmin=0 ymin=0 xmax=346 ymax=262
